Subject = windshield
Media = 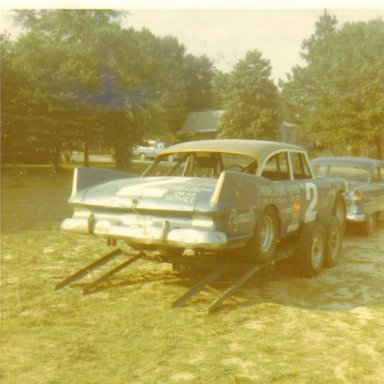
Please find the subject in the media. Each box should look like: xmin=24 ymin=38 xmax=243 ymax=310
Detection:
xmin=143 ymin=152 xmax=257 ymax=178
xmin=313 ymin=163 xmax=370 ymax=183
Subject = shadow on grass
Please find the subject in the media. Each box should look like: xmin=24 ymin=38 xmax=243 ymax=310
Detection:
xmin=57 ymin=243 xmax=384 ymax=314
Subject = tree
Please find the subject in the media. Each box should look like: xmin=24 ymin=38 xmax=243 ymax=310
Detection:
xmin=282 ymin=12 xmax=384 ymax=158
xmin=183 ymin=54 xmax=215 ymax=111
xmin=3 ymin=10 xmax=126 ymax=170
xmin=2 ymin=10 xmax=218 ymax=170
xmin=219 ymin=50 xmax=280 ymax=139
xmin=1 ymin=33 xmax=27 ymax=163
xmin=210 ymin=70 xmax=231 ymax=109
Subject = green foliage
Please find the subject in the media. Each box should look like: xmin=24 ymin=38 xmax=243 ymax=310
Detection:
xmin=211 ymin=70 xmax=231 ymax=109
xmin=219 ymin=50 xmax=281 ymax=139
xmin=2 ymin=10 xmax=216 ymax=170
xmin=183 ymin=54 xmax=216 ymax=110
xmin=282 ymin=12 xmax=384 ymax=158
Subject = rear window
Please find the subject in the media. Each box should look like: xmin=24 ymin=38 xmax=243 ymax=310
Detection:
xmin=143 ymin=152 xmax=256 ymax=178
xmin=220 ymin=153 xmax=257 ymax=172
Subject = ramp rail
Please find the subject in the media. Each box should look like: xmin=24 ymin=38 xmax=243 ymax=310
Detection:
xmin=55 ymin=241 xmax=295 ymax=313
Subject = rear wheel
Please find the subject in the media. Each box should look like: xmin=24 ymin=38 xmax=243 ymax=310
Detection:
xmin=297 ymin=221 xmax=326 ymax=277
xmin=360 ymin=213 xmax=377 ymax=236
xmin=324 ymin=217 xmax=343 ymax=267
xmin=333 ymin=196 xmax=346 ymax=233
xmin=245 ymin=207 xmax=278 ymax=263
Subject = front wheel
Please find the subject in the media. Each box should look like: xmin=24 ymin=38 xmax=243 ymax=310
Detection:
xmin=244 ymin=207 xmax=278 ymax=263
xmin=297 ymin=221 xmax=326 ymax=277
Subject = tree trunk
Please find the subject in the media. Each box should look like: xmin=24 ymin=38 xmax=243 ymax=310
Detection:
xmin=115 ymin=138 xmax=130 ymax=170
xmin=375 ymin=136 xmax=382 ymax=160
xmin=51 ymin=141 xmax=61 ymax=173
xmin=113 ymin=113 xmax=131 ymax=170
xmin=83 ymin=141 xmax=90 ymax=167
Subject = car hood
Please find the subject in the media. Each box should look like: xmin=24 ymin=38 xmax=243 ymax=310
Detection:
xmin=69 ymin=176 xmax=217 ymax=212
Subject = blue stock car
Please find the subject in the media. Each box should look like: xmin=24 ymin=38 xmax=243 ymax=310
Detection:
xmin=311 ymin=156 xmax=384 ymax=235
xmin=62 ymin=139 xmax=347 ymax=276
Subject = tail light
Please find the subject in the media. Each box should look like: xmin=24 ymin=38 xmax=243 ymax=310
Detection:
xmin=210 ymin=172 xmax=225 ymax=207
xmin=351 ymin=189 xmax=362 ymax=201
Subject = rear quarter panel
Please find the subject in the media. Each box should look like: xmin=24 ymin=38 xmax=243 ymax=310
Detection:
xmin=206 ymin=171 xmax=343 ymax=241
xmin=358 ymin=182 xmax=384 ymax=216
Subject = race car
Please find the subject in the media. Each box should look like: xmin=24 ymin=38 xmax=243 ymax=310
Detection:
xmin=311 ymin=156 xmax=384 ymax=235
xmin=62 ymin=139 xmax=346 ymax=276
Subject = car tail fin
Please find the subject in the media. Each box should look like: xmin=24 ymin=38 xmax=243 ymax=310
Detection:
xmin=210 ymin=171 xmax=269 ymax=208
xmin=71 ymin=167 xmax=137 ymax=197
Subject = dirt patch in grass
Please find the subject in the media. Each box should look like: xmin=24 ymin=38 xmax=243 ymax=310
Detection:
xmin=1 ymin=168 xmax=384 ymax=384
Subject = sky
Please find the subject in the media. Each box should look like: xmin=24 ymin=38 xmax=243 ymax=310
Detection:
xmin=1 ymin=2 xmax=383 ymax=83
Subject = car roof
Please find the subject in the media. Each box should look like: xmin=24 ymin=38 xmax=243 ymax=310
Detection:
xmin=159 ymin=139 xmax=305 ymax=161
xmin=310 ymin=156 xmax=383 ymax=170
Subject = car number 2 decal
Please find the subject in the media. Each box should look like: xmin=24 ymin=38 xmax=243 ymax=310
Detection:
xmin=304 ymin=182 xmax=318 ymax=222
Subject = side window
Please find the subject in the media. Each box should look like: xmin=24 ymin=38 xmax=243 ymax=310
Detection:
xmin=312 ymin=164 xmax=328 ymax=178
xmin=290 ymin=152 xmax=312 ymax=179
xmin=261 ymin=152 xmax=290 ymax=181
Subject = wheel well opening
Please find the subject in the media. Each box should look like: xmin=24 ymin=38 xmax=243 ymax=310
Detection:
xmin=265 ymin=205 xmax=281 ymax=239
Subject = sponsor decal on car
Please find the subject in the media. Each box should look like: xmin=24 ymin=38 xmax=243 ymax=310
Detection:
xmin=228 ymin=206 xmax=256 ymax=231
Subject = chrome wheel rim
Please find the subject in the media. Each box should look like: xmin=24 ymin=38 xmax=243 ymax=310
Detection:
xmin=336 ymin=202 xmax=345 ymax=227
xmin=260 ymin=216 xmax=274 ymax=252
xmin=330 ymin=228 xmax=340 ymax=260
xmin=367 ymin=215 xmax=376 ymax=232
xmin=311 ymin=233 xmax=324 ymax=269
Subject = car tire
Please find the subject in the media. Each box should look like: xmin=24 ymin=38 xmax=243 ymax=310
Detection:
xmin=333 ymin=195 xmax=346 ymax=233
xmin=324 ymin=217 xmax=343 ymax=268
xmin=297 ymin=221 xmax=326 ymax=277
xmin=139 ymin=153 xmax=146 ymax=161
xmin=360 ymin=213 xmax=377 ymax=236
xmin=245 ymin=207 xmax=278 ymax=264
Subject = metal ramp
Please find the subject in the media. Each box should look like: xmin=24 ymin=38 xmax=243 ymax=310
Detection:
xmin=55 ymin=249 xmax=144 ymax=294
xmin=55 ymin=241 xmax=295 ymax=312
xmin=171 ymin=261 xmax=278 ymax=313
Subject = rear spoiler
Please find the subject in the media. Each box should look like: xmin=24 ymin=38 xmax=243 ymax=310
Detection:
xmin=71 ymin=167 xmax=137 ymax=196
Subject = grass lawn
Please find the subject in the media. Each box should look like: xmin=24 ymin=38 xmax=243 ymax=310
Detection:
xmin=1 ymin=165 xmax=384 ymax=384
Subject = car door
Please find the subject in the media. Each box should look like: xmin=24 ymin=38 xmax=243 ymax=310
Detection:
xmin=258 ymin=151 xmax=305 ymax=237
xmin=289 ymin=151 xmax=338 ymax=225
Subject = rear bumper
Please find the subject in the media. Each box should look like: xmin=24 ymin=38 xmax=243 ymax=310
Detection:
xmin=346 ymin=200 xmax=367 ymax=223
xmin=61 ymin=217 xmax=229 ymax=249
xmin=346 ymin=213 xmax=366 ymax=222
